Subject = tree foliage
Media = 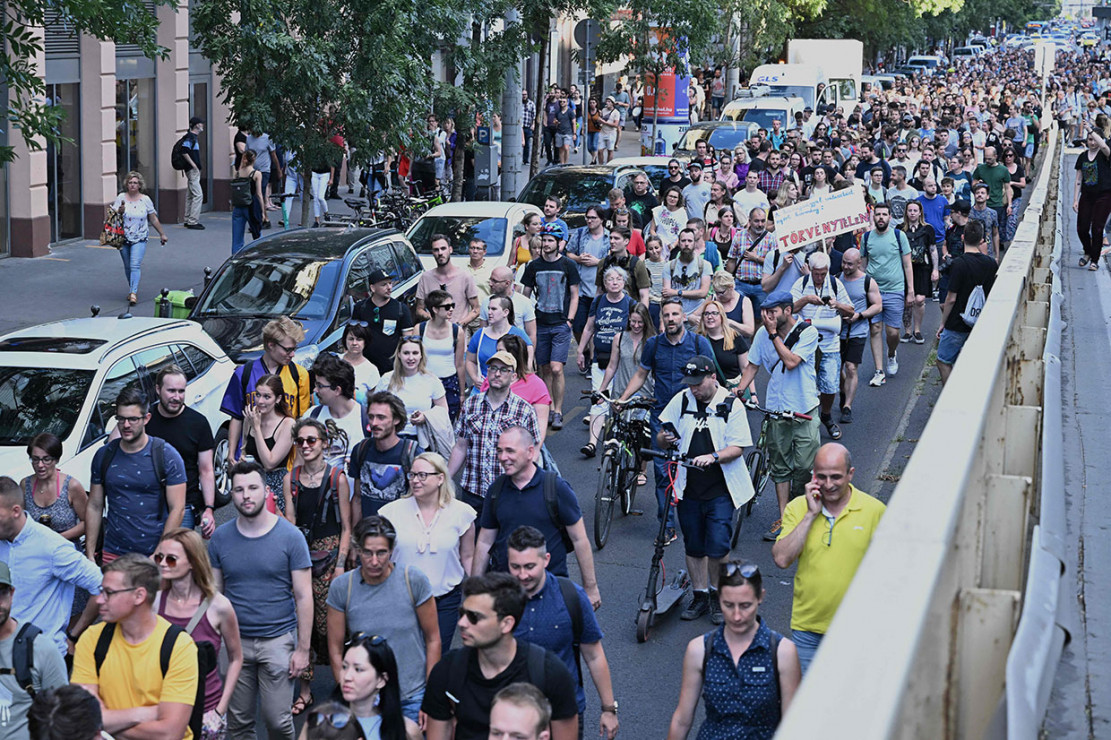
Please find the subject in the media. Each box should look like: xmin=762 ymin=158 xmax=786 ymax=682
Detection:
xmin=2 ymin=0 xmax=170 ymax=164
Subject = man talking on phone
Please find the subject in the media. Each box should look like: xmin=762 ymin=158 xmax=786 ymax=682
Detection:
xmin=770 ymin=443 xmax=885 ymax=673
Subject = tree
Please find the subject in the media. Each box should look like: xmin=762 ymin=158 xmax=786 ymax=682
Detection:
xmin=2 ymin=0 xmax=170 ymax=164
xmin=595 ymin=0 xmax=718 ymax=150
xmin=192 ymin=0 xmax=475 ymax=221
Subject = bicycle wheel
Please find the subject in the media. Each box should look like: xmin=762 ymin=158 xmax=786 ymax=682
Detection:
xmin=746 ymin=449 xmax=769 ymax=516
xmin=594 ymin=453 xmax=619 ymax=550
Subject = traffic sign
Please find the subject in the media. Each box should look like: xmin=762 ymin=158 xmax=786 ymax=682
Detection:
xmin=574 ymin=19 xmax=600 ymax=50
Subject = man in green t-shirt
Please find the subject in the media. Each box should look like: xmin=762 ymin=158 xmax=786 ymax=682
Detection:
xmin=861 ymin=203 xmax=913 ymax=387
xmin=972 ymin=143 xmax=1012 ymax=249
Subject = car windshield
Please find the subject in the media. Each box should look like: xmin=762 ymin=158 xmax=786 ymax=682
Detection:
xmin=519 ymin=172 xmax=614 ymax=213
xmin=193 ymin=253 xmax=343 ymax=320
xmin=764 ymin=85 xmax=813 ymax=107
xmin=408 ymin=216 xmax=509 ymax=257
xmin=740 ymin=109 xmax=789 ymax=129
xmin=0 ymin=367 xmax=95 ymax=444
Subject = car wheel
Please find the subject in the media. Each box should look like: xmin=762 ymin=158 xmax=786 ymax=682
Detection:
xmin=213 ymin=426 xmax=232 ymax=508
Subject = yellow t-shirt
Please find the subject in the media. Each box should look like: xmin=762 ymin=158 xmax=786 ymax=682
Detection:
xmin=72 ymin=616 xmax=199 ymax=740
xmin=778 ymin=484 xmax=886 ymax=634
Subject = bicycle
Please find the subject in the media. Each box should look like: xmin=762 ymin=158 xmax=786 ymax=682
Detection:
xmin=732 ymin=399 xmax=813 ymax=548
xmin=582 ymin=391 xmax=653 ymax=550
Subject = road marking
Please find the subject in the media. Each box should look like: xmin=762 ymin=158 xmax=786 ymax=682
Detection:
xmin=86 ymin=245 xmax=119 ymax=250
xmin=38 ymin=257 xmax=69 ymax=261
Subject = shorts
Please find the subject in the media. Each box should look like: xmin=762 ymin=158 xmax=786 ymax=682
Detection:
xmin=815 ymin=349 xmax=841 ymax=395
xmin=912 ymin=263 xmax=933 ymax=297
xmin=536 ymin=322 xmax=572 ymax=365
xmin=878 ymin=291 xmax=905 ymax=329
xmin=1024 ymin=142 xmax=1035 ymax=158
xmin=573 ymin=296 xmax=593 ymax=336
xmin=840 ymin=336 xmax=866 ymax=366
xmin=556 ymin=133 xmax=575 ymax=149
xmin=400 ymin=693 xmax=424 ymax=724
xmin=677 ymin=494 xmax=733 ymax=559
xmin=766 ymin=410 xmax=821 ymax=492
xmin=598 ymin=134 xmax=617 ymax=151
xmin=936 ymin=328 xmax=971 ymax=365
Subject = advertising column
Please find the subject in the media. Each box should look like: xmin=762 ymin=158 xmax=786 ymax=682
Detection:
xmin=640 ymin=68 xmax=691 ymax=156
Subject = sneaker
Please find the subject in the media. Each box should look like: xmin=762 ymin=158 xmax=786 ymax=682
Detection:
xmin=932 ymin=290 xmax=939 ymax=302
xmin=840 ymin=406 xmax=854 ymax=424
xmin=662 ymin=527 xmax=678 ymax=546
xmin=762 ymin=519 xmax=782 ymax=542
xmin=869 ymin=371 xmax=886 ymax=387
xmin=550 ymin=412 xmax=564 ymax=430
xmin=913 ymin=331 xmax=925 ymax=344
xmin=887 ymin=353 xmax=899 ymax=376
xmin=709 ymin=591 xmax=723 ymax=625
xmin=680 ymin=591 xmax=710 ymax=621
xmin=900 ymin=332 xmax=912 ymax=343
xmin=583 ymin=415 xmax=591 ymax=425
xmin=183 ymin=222 xmax=205 ymax=230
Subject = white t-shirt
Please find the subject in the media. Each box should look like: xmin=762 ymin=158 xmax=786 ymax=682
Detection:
xmin=375 ymin=372 xmax=446 ymax=419
xmin=304 ymin=403 xmax=366 ymax=470
xmin=348 ymin=357 xmax=382 ymax=401
xmin=379 ymin=497 xmax=476 ymax=596
xmin=732 ymin=189 xmax=771 ymax=224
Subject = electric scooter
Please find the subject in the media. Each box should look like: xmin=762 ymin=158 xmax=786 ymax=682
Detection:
xmin=635 ymin=447 xmax=696 ymax=643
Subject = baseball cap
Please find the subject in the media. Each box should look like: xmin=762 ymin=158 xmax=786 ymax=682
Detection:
xmin=902 ymin=113 xmax=915 ymax=122
xmin=486 ymin=351 xmax=517 ymax=371
xmin=688 ymin=161 xmax=703 ymax=170
xmin=0 ymin=562 xmax=12 ymax=589
xmin=368 ymin=268 xmax=392 ymax=284
xmin=761 ymin=289 xmax=795 ymax=311
xmin=681 ymin=355 xmax=715 ymax=385
xmin=951 ymin=199 xmax=972 ymax=215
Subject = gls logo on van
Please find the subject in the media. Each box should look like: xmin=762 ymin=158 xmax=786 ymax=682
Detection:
xmin=754 ymin=74 xmax=783 ymax=84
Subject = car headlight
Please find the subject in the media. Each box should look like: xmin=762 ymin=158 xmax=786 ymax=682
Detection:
xmin=293 ymin=344 xmax=319 ymax=370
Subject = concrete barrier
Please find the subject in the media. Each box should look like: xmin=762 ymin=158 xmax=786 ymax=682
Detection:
xmin=775 ymin=131 xmax=1061 ymax=740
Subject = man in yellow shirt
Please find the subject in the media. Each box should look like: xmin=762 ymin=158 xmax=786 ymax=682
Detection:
xmin=771 ymin=443 xmax=885 ymax=674
xmin=73 ymin=554 xmax=198 ymax=740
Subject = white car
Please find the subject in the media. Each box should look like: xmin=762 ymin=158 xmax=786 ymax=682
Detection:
xmin=406 ymin=201 xmax=542 ymax=273
xmin=0 ymin=316 xmax=235 ymax=493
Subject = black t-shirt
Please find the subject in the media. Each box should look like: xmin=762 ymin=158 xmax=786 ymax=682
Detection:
xmin=352 ymin=297 xmax=415 ymax=374
xmin=660 ymin=176 xmax=691 ymax=200
xmin=682 ymin=399 xmax=729 ymax=501
xmin=1076 ymin=150 xmax=1111 ymax=196
xmin=945 ymin=222 xmax=966 ymax=259
xmin=145 ymin=405 xmax=215 ymax=512
xmin=945 ymin=252 xmax=997 ymax=333
xmin=855 ymin=158 xmax=891 ymax=188
xmin=625 ymin=190 xmax=659 ymax=225
xmin=708 ymin=335 xmax=746 ymax=379
xmin=233 ymin=130 xmax=248 ymax=170
xmin=422 ymin=645 xmax=579 ymax=740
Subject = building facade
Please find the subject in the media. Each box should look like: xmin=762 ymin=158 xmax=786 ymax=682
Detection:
xmin=2 ymin=0 xmax=235 ymax=258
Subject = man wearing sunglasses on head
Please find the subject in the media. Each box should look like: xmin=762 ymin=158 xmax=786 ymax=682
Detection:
xmin=770 ymin=443 xmax=884 ymax=674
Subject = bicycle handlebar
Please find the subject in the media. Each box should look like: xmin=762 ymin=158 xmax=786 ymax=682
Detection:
xmin=638 ymin=448 xmax=700 ymax=468
xmin=742 ymin=398 xmax=812 ymax=421
xmin=580 ymin=390 xmax=653 ymax=410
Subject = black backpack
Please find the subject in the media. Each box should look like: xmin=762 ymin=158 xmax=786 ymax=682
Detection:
xmin=444 ymin=642 xmax=550 ymax=715
xmin=349 ymin=437 xmax=418 ymax=482
xmin=170 ymin=134 xmax=190 ymax=171
xmin=94 ymin=620 xmax=214 ymax=740
xmin=0 ymin=622 xmax=42 ymax=697
xmin=485 ymin=471 xmax=574 ymax=570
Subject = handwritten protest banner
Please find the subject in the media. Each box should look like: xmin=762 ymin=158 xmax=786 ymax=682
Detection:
xmin=774 ymin=187 xmax=869 ymax=252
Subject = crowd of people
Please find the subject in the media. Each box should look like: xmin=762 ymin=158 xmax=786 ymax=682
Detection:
xmin=5 ymin=37 xmax=1097 ymax=740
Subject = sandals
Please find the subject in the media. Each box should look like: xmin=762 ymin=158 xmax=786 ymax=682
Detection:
xmin=580 ymin=442 xmax=597 ymax=458
xmin=636 ymin=472 xmax=648 ymax=487
xmin=291 ymin=694 xmax=314 ymax=716
xmin=1080 ymin=256 xmax=1090 ymax=267
xmin=1090 ymin=262 xmax=1100 ymax=271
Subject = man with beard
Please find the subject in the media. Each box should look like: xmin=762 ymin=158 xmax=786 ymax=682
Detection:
xmin=0 ymin=560 xmax=68 ymax=740
xmin=348 ymin=391 xmax=422 ymax=524
xmin=145 ymin=365 xmax=216 ymax=536
xmin=726 ymin=206 xmax=776 ymax=314
xmin=208 ymin=460 xmax=312 ymax=740
xmin=617 ymin=299 xmax=713 ymax=545
xmin=682 ymin=162 xmax=712 ymax=222
xmin=415 ymin=234 xmax=480 ymax=325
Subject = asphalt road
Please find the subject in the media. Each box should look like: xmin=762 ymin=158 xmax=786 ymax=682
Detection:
xmin=0 ymin=127 xmax=942 ymax=739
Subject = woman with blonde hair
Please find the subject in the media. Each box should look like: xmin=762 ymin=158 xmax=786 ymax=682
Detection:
xmin=698 ymin=298 xmax=751 ymax=392
xmin=379 ymin=452 xmax=475 ymax=648
xmin=112 ymin=170 xmax=168 ymax=305
xmin=155 ymin=528 xmax=244 ymax=737
xmin=375 ymin=337 xmax=447 ymax=438
xmin=771 ymin=180 xmax=799 ymax=212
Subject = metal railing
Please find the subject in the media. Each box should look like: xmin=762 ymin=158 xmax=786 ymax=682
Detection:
xmin=775 ymin=131 xmax=1062 ymax=739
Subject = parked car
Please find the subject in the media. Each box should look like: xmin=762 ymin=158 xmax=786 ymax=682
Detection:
xmin=188 ymin=227 xmax=423 ymax=363
xmin=406 ymin=201 xmax=542 ymax=272
xmin=516 ymin=162 xmax=658 ymax=229
xmin=720 ymin=96 xmax=807 ymax=130
xmin=0 ymin=316 xmax=235 ymax=492
xmin=673 ymin=121 xmax=760 ymax=159
xmin=953 ymin=46 xmax=983 ymax=59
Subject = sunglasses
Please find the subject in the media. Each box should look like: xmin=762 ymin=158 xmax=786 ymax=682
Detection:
xmin=400 ymin=336 xmax=423 ymax=344
xmin=295 ymin=436 xmax=321 ymax=446
xmin=347 ymin=320 xmax=369 ymax=328
xmin=345 ymin=631 xmax=387 ymax=651
xmin=459 ymin=606 xmax=486 ymax=624
xmin=435 ymin=303 xmax=456 ymax=311
xmin=153 ymin=553 xmax=180 ymax=567
xmin=307 ymin=712 xmax=354 ymax=731
xmin=722 ymin=562 xmax=760 ymax=579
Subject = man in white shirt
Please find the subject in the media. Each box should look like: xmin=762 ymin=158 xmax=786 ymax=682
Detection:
xmin=306 ymin=354 xmax=366 ymax=470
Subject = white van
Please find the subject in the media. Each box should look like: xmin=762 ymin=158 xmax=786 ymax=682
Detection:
xmin=720 ymin=96 xmax=807 ymax=131
xmin=905 ymin=55 xmax=946 ymax=75
xmin=748 ymin=63 xmax=840 ymax=111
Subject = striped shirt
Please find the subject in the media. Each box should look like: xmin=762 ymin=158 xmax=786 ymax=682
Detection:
xmin=729 ymin=228 xmax=777 ymax=283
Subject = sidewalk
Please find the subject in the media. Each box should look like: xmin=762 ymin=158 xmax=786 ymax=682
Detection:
xmin=1043 ymin=158 xmax=1111 ymax=738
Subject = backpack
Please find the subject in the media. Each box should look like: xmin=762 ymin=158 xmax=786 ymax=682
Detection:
xmin=0 ymin=622 xmax=42 ymax=697
xmin=555 ymin=576 xmax=585 ymax=686
xmin=95 ymin=621 xmax=212 ymax=740
xmin=170 ymin=134 xmax=191 ymax=171
xmin=861 ymin=228 xmax=909 ymax=261
xmin=417 ymin=321 xmax=460 ymax=348
xmin=348 ymin=437 xmax=418 ymax=502
xmin=960 ymin=284 xmax=987 ymax=327
xmin=98 ymin=437 xmax=169 ymax=518
xmin=486 ymin=470 xmax=573 ymax=568
xmin=229 ymin=176 xmax=254 ymax=208
xmin=444 ymin=642 xmax=550 ymax=714
xmin=239 ymin=359 xmax=306 ymax=417
xmin=289 ymin=463 xmax=343 ymax=539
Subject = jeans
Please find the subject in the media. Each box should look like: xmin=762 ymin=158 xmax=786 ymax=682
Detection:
xmin=523 ymin=128 xmax=534 ymax=163
xmin=793 ymin=629 xmax=824 ymax=675
xmin=228 ymin=631 xmax=297 ymax=740
xmin=435 ymin=583 xmax=463 ymax=649
xmin=735 ymin=279 xmax=766 ymax=315
xmin=232 ymin=207 xmax=251 ymax=254
xmin=311 ymin=172 xmax=330 ymax=219
xmin=119 ymin=239 xmax=148 ymax=294
xmin=649 ymin=417 xmax=678 ymax=530
xmin=185 ymin=168 xmax=203 ymax=225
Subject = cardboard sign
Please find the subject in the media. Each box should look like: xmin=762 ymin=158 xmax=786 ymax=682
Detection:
xmin=774 ymin=187 xmax=869 ymax=252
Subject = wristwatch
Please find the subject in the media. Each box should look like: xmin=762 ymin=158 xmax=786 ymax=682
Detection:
xmin=601 ymin=701 xmax=618 ymax=714
xmin=768 ymin=332 xmax=779 ymax=340
xmin=712 ymin=452 xmax=720 ymax=461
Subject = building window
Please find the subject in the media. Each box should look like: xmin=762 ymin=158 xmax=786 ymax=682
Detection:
xmin=115 ymin=78 xmax=156 ymax=200
xmin=46 ymin=84 xmax=82 ymax=242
